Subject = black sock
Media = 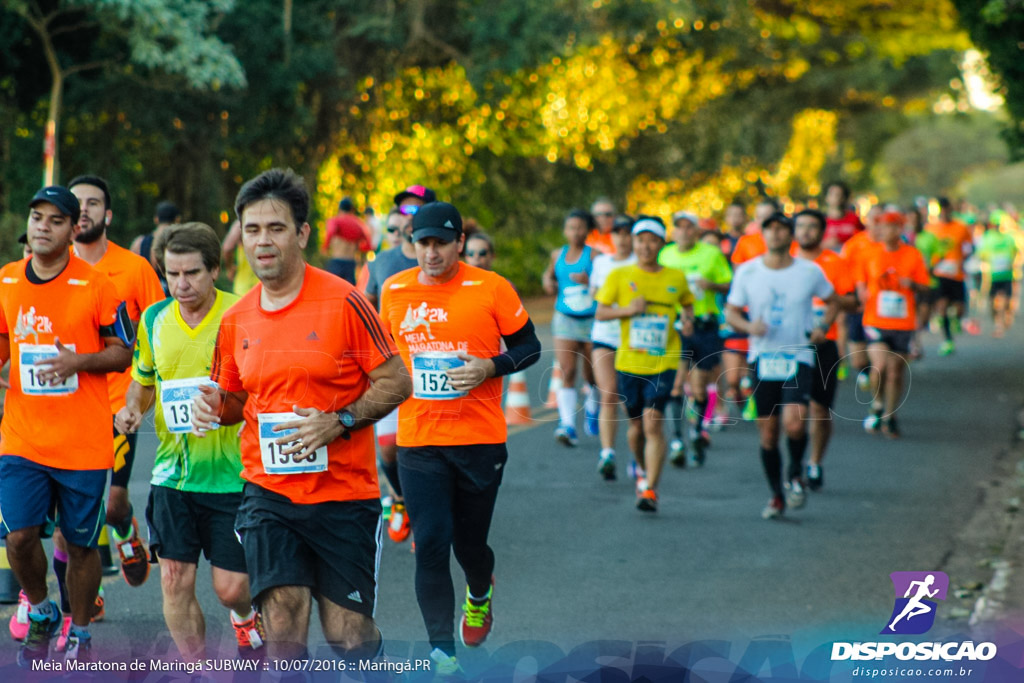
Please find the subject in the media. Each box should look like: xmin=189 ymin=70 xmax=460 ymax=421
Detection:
xmin=380 ymin=459 xmax=402 ymax=498
xmin=760 ymin=447 xmax=783 ymax=498
xmin=941 ymin=314 xmax=952 ymax=341
xmin=693 ymin=399 xmax=708 ymax=434
xmin=665 ymin=397 xmax=684 ymax=439
xmin=113 ymin=504 xmax=134 ymax=538
xmin=53 ymin=555 xmax=71 ymax=614
xmin=787 ymin=436 xmax=808 ymax=481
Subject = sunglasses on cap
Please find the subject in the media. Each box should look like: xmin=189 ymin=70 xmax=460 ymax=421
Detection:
xmin=466 ymin=249 xmax=490 ymax=258
xmin=398 ymin=205 xmax=420 ymax=216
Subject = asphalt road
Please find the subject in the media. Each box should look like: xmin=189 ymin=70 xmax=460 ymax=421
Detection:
xmin=1 ymin=312 xmax=1022 ymax=680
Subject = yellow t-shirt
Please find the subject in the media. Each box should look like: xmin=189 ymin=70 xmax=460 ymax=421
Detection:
xmin=595 ymin=264 xmax=695 ymax=375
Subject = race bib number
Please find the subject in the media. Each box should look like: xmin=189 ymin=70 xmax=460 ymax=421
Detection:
xmin=877 ymin=290 xmax=908 ymax=319
xmin=757 ymin=353 xmax=797 ymax=381
xmin=160 ymin=377 xmax=217 ymax=434
xmin=629 ymin=315 xmax=669 ymax=355
xmin=412 ymin=353 xmax=467 ymax=400
xmin=562 ymin=284 xmax=594 ymax=313
xmin=19 ymin=344 xmax=77 ymax=396
xmin=990 ymin=255 xmax=1013 ymax=273
xmin=933 ymin=259 xmax=959 ymax=277
xmin=258 ymin=412 xmax=327 ymax=475
xmin=685 ymin=272 xmax=704 ymax=299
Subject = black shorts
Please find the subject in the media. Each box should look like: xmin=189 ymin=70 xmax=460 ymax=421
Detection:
xmin=752 ymin=361 xmax=813 ymax=418
xmin=918 ymin=286 xmax=938 ymax=307
xmin=680 ymin=322 xmax=724 ymax=371
xmin=146 ymin=486 xmax=247 ymax=572
xmin=990 ymin=280 xmax=1013 ymax=299
xmin=845 ymin=311 xmax=867 ymax=344
xmin=110 ymin=421 xmax=138 ymax=489
xmin=234 ymin=483 xmax=381 ymax=617
xmin=934 ymin=277 xmax=966 ymax=304
xmin=864 ymin=327 xmax=913 ymax=354
xmin=591 ymin=341 xmax=616 ymax=352
xmin=617 ymin=369 xmax=675 ymax=420
xmin=810 ymin=340 xmax=840 ymax=409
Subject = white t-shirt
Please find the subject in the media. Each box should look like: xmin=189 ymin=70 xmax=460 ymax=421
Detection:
xmin=590 ymin=253 xmax=637 ymax=347
xmin=726 ymin=256 xmax=834 ymax=366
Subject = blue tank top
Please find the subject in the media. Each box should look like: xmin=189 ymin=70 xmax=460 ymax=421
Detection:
xmin=555 ymin=245 xmax=597 ymax=317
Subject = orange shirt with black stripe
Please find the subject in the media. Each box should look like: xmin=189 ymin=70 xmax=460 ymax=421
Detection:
xmin=211 ymin=265 xmax=397 ymax=504
xmin=380 ymin=262 xmax=530 ymax=448
xmin=0 ymin=256 xmax=121 ymax=469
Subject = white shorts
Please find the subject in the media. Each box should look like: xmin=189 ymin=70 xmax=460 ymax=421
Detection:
xmin=552 ymin=311 xmax=595 ymax=343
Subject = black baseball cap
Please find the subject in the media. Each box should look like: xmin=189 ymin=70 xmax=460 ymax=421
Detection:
xmin=761 ymin=211 xmax=794 ymax=230
xmin=394 ymin=185 xmax=437 ymax=206
xmin=412 ymin=202 xmax=463 ymax=243
xmin=30 ymin=186 xmax=80 ymax=224
xmin=612 ymin=214 xmax=635 ymax=231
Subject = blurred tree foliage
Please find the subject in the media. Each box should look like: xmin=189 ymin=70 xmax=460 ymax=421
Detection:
xmin=0 ymin=0 xmax=977 ymax=292
xmin=953 ymin=0 xmax=1024 ymax=158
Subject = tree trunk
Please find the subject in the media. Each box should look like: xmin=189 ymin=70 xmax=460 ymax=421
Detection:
xmin=283 ymin=0 xmax=293 ymax=66
xmin=44 ymin=70 xmax=62 ymax=185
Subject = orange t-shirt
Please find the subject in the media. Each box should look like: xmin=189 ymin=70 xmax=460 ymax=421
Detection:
xmin=857 ymin=243 xmax=930 ymax=331
xmin=82 ymin=242 xmax=165 ymax=413
xmin=380 ymin=262 xmax=530 ymax=448
xmin=0 ymin=256 xmax=121 ymax=469
xmin=730 ymin=232 xmax=766 ymax=266
xmin=807 ymin=249 xmax=852 ymax=341
xmin=211 ymin=265 xmax=397 ymax=504
xmin=585 ymin=229 xmax=614 ymax=255
xmin=926 ymin=220 xmax=973 ymax=281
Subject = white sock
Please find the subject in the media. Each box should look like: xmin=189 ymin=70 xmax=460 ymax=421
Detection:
xmin=584 ymin=385 xmax=600 ymax=413
xmin=231 ymin=608 xmax=255 ymax=623
xmin=600 ymin=448 xmax=615 ymax=459
xmin=557 ymin=388 xmax=577 ymax=428
xmin=29 ymin=599 xmax=54 ymax=619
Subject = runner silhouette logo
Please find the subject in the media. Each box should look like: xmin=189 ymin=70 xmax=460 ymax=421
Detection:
xmin=881 ymin=571 xmax=949 ymax=635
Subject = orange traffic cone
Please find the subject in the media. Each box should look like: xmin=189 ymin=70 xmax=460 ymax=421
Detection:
xmin=545 ymin=361 xmax=562 ymax=409
xmin=505 ymin=371 xmax=534 ymax=425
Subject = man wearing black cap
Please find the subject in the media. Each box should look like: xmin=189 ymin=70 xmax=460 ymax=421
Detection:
xmin=725 ymin=212 xmax=840 ymax=520
xmin=363 ymin=184 xmax=437 ymax=548
xmin=379 ymin=201 xmax=541 ymax=675
xmin=0 ymin=186 xmax=132 ymax=666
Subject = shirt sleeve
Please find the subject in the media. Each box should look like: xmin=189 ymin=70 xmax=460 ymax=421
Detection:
xmin=726 ymin=264 xmax=748 ymax=308
xmin=131 ymin=308 xmax=156 ymax=386
xmin=95 ymin=274 xmax=121 ymax=331
xmin=343 ymin=289 xmax=397 ymax=376
xmin=711 ymin=251 xmax=732 ymax=285
xmin=594 ymin=269 xmax=619 ymax=307
xmin=911 ymin=250 xmax=931 ymax=287
xmin=812 ymin=264 xmax=835 ymax=300
xmin=494 ymin=276 xmax=530 ymax=336
xmin=365 ymin=260 xmax=381 ymax=301
xmin=210 ymin=319 xmax=243 ymax=392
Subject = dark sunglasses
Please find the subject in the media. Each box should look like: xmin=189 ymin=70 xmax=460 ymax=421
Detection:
xmin=386 ymin=225 xmax=403 ymax=233
xmin=466 ymin=249 xmax=490 ymax=258
xmin=594 ymin=211 xmax=614 ymax=217
xmin=398 ymin=205 xmax=420 ymax=216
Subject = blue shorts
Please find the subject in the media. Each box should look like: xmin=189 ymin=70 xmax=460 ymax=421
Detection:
xmin=680 ymin=326 xmax=725 ymax=371
xmin=845 ymin=311 xmax=867 ymax=344
xmin=0 ymin=456 xmax=107 ymax=548
xmin=617 ymin=369 xmax=676 ymax=420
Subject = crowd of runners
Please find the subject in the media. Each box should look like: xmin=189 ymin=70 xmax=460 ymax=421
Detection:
xmin=0 ymin=170 xmax=1020 ymax=677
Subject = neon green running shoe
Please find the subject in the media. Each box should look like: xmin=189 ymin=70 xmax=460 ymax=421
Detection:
xmin=742 ymin=397 xmax=758 ymax=422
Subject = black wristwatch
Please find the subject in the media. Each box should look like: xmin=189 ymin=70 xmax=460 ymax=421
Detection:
xmin=336 ymin=409 xmax=355 ymax=440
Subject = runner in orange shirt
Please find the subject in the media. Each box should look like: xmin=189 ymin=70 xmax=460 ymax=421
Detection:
xmin=0 ymin=186 xmax=131 ymax=666
xmin=840 ymin=205 xmax=883 ymax=394
xmin=68 ymin=175 xmax=165 ymax=590
xmin=192 ymin=168 xmax=412 ymax=664
xmin=380 ymin=202 xmax=541 ymax=674
xmin=857 ymin=211 xmax=931 ymax=438
xmin=793 ymin=210 xmax=857 ymax=491
xmin=926 ymin=197 xmax=974 ymax=356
